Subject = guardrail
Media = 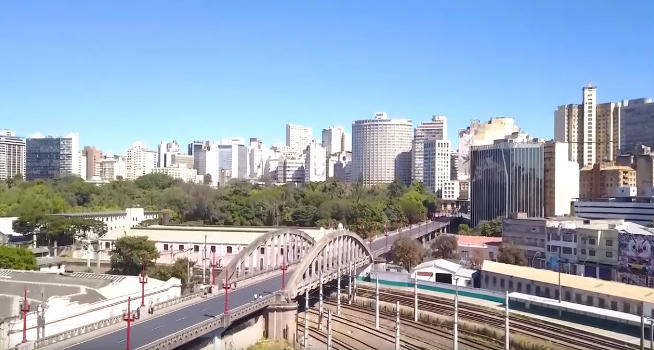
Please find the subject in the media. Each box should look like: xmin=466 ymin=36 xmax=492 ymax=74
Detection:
xmin=33 ymin=314 xmax=124 ymax=349
xmin=135 ymin=293 xmax=281 ymax=350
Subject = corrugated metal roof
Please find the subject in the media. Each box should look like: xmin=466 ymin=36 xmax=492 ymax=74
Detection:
xmin=482 ymin=260 xmax=654 ymax=303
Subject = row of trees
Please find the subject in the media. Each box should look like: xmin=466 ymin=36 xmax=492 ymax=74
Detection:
xmin=1 ymin=174 xmax=439 ymax=241
xmin=457 ymin=218 xmax=502 ymax=237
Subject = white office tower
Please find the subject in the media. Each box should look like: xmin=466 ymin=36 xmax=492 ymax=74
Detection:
xmin=412 ymin=115 xmax=447 ymax=182
xmin=321 ymin=126 xmax=352 ymax=155
xmin=458 ymin=118 xmax=520 ymax=181
xmin=278 ymin=157 xmax=305 ymax=184
xmin=78 ymin=154 xmax=87 ymax=181
xmin=249 ymin=138 xmax=274 ymax=179
xmin=352 ymin=112 xmax=413 ymax=186
xmin=286 ymin=123 xmax=312 ymax=152
xmin=305 ymin=140 xmax=326 ymax=182
xmin=196 ymin=142 xmax=220 ymax=186
xmin=450 ymin=151 xmax=459 ymax=181
xmin=157 ymin=140 xmax=180 ymax=168
xmin=68 ymin=133 xmax=80 ymax=178
xmin=544 ymin=141 xmax=579 ymax=217
xmin=0 ymin=130 xmax=25 ymax=181
xmin=125 ymin=141 xmax=157 ymax=180
xmin=218 ymin=138 xmax=248 ymax=181
xmin=423 ymin=140 xmax=451 ymax=194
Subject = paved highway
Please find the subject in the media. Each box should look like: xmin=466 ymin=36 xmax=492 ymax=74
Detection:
xmin=62 ymin=273 xmax=286 ymax=350
xmin=369 ymin=220 xmax=447 ymax=256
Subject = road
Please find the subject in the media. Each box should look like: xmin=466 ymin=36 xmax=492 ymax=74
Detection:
xmin=62 ymin=273 xmax=286 ymax=350
xmin=369 ymin=220 xmax=446 ymax=256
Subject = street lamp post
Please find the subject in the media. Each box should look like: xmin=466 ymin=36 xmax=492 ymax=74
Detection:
xmin=210 ymin=251 xmax=216 ymax=287
xmin=385 ymin=222 xmax=389 ymax=251
xmin=122 ymin=297 xmax=135 ymax=350
xmin=223 ymin=265 xmax=230 ymax=315
xmin=281 ymin=252 xmax=287 ymax=292
xmin=139 ymin=263 xmax=148 ymax=308
xmin=21 ymin=285 xmax=29 ymax=343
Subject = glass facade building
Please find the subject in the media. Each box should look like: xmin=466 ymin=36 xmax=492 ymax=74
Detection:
xmin=470 ymin=142 xmax=544 ymax=227
xmin=26 ymin=137 xmax=75 ymax=180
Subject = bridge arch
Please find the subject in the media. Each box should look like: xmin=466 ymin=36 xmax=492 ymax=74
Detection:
xmin=285 ymin=229 xmax=373 ymax=298
xmin=216 ymin=228 xmax=316 ymax=285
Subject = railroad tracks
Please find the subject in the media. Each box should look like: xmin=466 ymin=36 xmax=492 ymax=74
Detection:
xmin=356 ymin=285 xmax=638 ymax=350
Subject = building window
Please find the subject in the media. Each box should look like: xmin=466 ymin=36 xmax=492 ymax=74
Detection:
xmin=605 ymin=240 xmax=612 ymax=247
xmin=163 ymin=244 xmax=169 ymax=251
xmin=509 ymin=280 xmax=513 ymax=290
xmin=586 ymin=296 xmax=593 ymax=306
xmin=589 ymin=249 xmax=596 ymax=256
xmin=105 ymin=242 xmax=110 ymax=249
xmin=260 ymin=247 xmax=265 ymax=254
xmin=623 ymin=302 xmax=630 ymax=313
xmin=227 ymin=246 xmax=233 ymax=254
xmin=565 ymin=291 xmax=571 ymax=301
xmin=485 ymin=275 xmax=489 ymax=285
xmin=598 ymin=298 xmax=605 ymax=308
xmin=526 ymin=284 xmax=531 ymax=294
xmin=492 ymin=276 xmax=497 ymax=286
xmin=211 ymin=245 xmax=216 ymax=253
xmin=178 ymin=244 xmax=184 ymax=251
xmin=562 ymin=247 xmax=572 ymax=254
xmin=517 ymin=282 xmax=522 ymax=292
xmin=194 ymin=245 xmax=200 ymax=252
xmin=535 ymin=286 xmax=541 ymax=296
xmin=588 ymin=238 xmax=596 ymax=245
xmin=500 ymin=279 xmax=505 ymax=289
xmin=544 ymin=288 xmax=551 ymax=298
xmin=606 ymin=251 xmax=613 ymax=258
xmin=581 ymin=249 xmax=586 ymax=255
xmin=611 ymin=301 xmax=618 ymax=311
xmin=575 ymin=294 xmax=582 ymax=303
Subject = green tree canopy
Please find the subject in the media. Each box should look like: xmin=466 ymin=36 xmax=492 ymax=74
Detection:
xmin=111 ymin=236 xmax=159 ymax=275
xmin=390 ymin=236 xmax=425 ymax=272
xmin=430 ymin=234 xmax=459 ymax=260
xmin=0 ymin=246 xmax=37 ymax=270
xmin=497 ymin=243 xmax=527 ymax=266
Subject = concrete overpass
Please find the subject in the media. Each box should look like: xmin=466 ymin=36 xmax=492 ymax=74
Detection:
xmin=28 ymin=220 xmax=448 ymax=350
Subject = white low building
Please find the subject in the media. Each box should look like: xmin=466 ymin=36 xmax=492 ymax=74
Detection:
xmin=53 ymin=208 xmax=160 ymax=236
xmin=410 ymin=259 xmax=475 ymax=287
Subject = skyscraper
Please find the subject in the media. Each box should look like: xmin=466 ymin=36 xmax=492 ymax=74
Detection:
xmin=470 ymin=141 xmax=544 ymax=226
xmin=83 ymin=146 xmax=103 ymax=180
xmin=554 ymin=84 xmax=623 ymax=167
xmin=0 ymin=130 xmax=25 ymax=181
xmin=411 ymin=115 xmax=447 ymax=183
xmin=286 ymin=123 xmax=312 ymax=152
xmin=543 ymin=141 xmax=579 ymax=217
xmin=321 ymin=126 xmax=351 ymax=155
xmin=423 ymin=139 xmax=451 ymax=193
xmin=352 ymin=112 xmax=413 ymax=186
xmin=458 ymin=118 xmax=521 ymax=181
xmin=305 ymin=140 xmax=326 ymax=182
xmin=157 ymin=140 xmax=180 ymax=168
xmin=26 ymin=133 xmax=79 ymax=181
xmin=218 ymin=138 xmax=248 ymax=181
xmin=125 ymin=141 xmax=156 ymax=180
xmin=620 ymin=98 xmax=654 ymax=153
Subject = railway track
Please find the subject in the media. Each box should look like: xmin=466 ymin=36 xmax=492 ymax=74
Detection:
xmin=356 ymin=285 xmax=638 ymax=350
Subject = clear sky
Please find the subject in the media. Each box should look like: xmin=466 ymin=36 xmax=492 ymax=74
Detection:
xmin=1 ymin=1 xmax=652 ymax=154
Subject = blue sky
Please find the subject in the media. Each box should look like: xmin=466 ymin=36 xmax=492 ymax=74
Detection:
xmin=1 ymin=1 xmax=652 ymax=154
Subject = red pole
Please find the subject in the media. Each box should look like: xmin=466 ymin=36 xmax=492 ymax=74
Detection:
xmin=22 ymin=285 xmax=29 ymax=343
xmin=223 ymin=265 xmax=230 ymax=315
xmin=123 ymin=297 xmax=134 ymax=350
xmin=139 ymin=263 xmax=147 ymax=307
xmin=281 ymin=255 xmax=287 ymax=292
xmin=211 ymin=251 xmax=215 ymax=286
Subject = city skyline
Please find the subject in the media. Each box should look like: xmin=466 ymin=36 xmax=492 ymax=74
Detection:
xmin=2 ymin=1 xmax=653 ymax=153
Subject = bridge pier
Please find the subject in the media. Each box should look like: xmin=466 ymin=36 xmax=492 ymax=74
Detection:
xmin=264 ymin=300 xmax=298 ymax=345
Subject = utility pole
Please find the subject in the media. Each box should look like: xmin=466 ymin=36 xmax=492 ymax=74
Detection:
xmin=122 ymin=297 xmax=135 ymax=350
xmin=281 ymin=253 xmax=287 ymax=292
xmin=395 ymin=301 xmax=400 ymax=350
xmin=375 ymin=274 xmax=380 ymax=329
xmin=139 ymin=262 xmax=148 ymax=307
xmin=21 ymin=285 xmax=29 ymax=343
xmin=414 ymin=276 xmax=418 ymax=322
xmin=505 ymin=291 xmax=510 ymax=350
xmin=454 ymin=278 xmax=459 ymax=350
xmin=327 ymin=311 xmax=332 ymax=350
xmin=304 ymin=288 xmax=309 ymax=348
xmin=348 ymin=262 xmax=352 ymax=305
xmin=210 ymin=251 xmax=216 ymax=288
xmin=223 ymin=266 xmax=230 ymax=315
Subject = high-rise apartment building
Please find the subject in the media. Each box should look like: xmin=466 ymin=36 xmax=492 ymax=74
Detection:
xmin=277 ymin=158 xmax=305 ymax=184
xmin=450 ymin=151 xmax=459 ymax=181
xmin=286 ymin=123 xmax=312 ymax=152
xmin=305 ymin=140 xmax=326 ymax=183
xmin=196 ymin=141 xmax=219 ymax=185
xmin=125 ymin=141 xmax=156 ymax=180
xmin=470 ymin=141 xmax=544 ymax=226
xmin=543 ymin=141 xmax=579 ymax=217
xmin=0 ymin=130 xmax=25 ymax=181
xmin=157 ymin=140 xmax=180 ymax=168
xmin=321 ymin=126 xmax=351 ymax=155
xmin=26 ymin=133 xmax=80 ymax=181
xmin=171 ymin=154 xmax=194 ymax=169
xmin=248 ymin=138 xmax=275 ymax=179
xmin=83 ymin=146 xmax=103 ymax=180
xmin=352 ymin=112 xmax=413 ymax=186
xmin=620 ymin=98 xmax=654 ymax=153
xmin=411 ymin=115 xmax=447 ymax=183
xmin=458 ymin=118 xmax=521 ymax=181
xmin=423 ymin=139 xmax=451 ymax=194
xmin=555 ymin=84 xmax=624 ymax=167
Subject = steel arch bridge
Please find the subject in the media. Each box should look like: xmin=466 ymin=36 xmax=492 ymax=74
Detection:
xmin=215 ymin=228 xmax=316 ymax=284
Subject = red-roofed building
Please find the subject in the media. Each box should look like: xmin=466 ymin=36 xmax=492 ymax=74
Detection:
xmin=457 ymin=235 xmax=502 ymax=267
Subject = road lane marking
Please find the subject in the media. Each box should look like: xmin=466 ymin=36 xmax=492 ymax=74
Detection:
xmin=176 ymin=317 xmax=185 ymax=322
xmin=119 ymin=339 xmax=126 ymax=343
xmin=152 ymin=325 xmax=163 ymax=331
